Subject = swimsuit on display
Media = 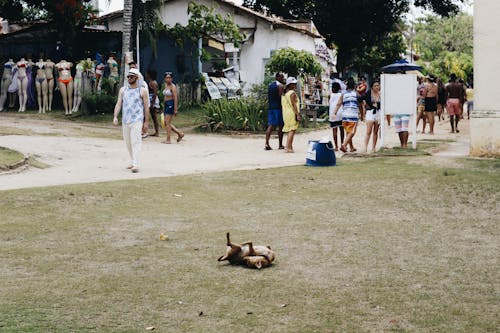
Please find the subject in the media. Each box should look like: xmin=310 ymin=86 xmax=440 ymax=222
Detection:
xmin=58 ymin=66 xmax=72 ymax=85
xmin=58 ymin=77 xmax=73 ymax=85
xmin=4 ymin=64 xmax=13 ymax=69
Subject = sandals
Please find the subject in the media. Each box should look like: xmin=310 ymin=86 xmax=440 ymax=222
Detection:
xmin=177 ymin=133 xmax=185 ymax=142
xmin=264 ymin=145 xmax=272 ymax=151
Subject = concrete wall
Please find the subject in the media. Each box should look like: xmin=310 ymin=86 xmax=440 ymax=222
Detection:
xmin=471 ymin=0 xmax=500 ymax=157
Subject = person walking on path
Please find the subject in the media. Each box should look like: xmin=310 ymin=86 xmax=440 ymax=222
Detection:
xmin=329 ymin=82 xmax=344 ymax=151
xmin=333 ymin=77 xmax=359 ymax=153
xmin=145 ymin=69 xmax=160 ymax=137
xmin=362 ymin=80 xmax=381 ymax=153
xmin=445 ymin=73 xmax=465 ymax=133
xmin=423 ymin=75 xmax=438 ymax=135
xmin=416 ymin=76 xmax=427 ymax=133
xmin=437 ymin=78 xmax=447 ymax=121
xmin=282 ymin=77 xmax=301 ymax=153
xmin=356 ymin=76 xmax=367 ymax=121
xmin=113 ymin=68 xmax=149 ymax=173
xmin=265 ymin=73 xmax=285 ymax=150
xmin=162 ymin=72 xmax=184 ymax=144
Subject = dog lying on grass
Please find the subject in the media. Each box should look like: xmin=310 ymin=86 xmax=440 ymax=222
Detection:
xmin=217 ymin=232 xmax=275 ymax=269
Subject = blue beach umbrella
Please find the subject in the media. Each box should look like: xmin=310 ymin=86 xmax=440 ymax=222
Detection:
xmin=381 ymin=59 xmax=422 ymax=73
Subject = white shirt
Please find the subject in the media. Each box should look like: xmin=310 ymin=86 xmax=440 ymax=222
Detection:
xmin=329 ymin=92 xmax=343 ymax=122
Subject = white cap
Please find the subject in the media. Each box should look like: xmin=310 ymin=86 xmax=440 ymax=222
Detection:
xmin=286 ymin=77 xmax=297 ymax=85
xmin=127 ymin=68 xmax=140 ymax=77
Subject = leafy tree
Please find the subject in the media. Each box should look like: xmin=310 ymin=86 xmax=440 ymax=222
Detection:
xmin=413 ymin=13 xmax=473 ymax=80
xmin=164 ymin=2 xmax=244 ymax=48
xmin=163 ymin=2 xmax=245 ymax=81
xmin=352 ymin=32 xmax=406 ymax=76
xmin=266 ymin=47 xmax=322 ymax=77
xmin=243 ymin=0 xmax=466 ymax=74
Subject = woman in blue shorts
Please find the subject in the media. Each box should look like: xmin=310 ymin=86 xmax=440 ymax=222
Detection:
xmin=162 ymin=72 xmax=184 ymax=144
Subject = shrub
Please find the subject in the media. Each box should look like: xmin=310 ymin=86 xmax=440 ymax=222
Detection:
xmin=82 ymin=92 xmax=117 ymax=115
xmin=198 ymin=98 xmax=267 ymax=132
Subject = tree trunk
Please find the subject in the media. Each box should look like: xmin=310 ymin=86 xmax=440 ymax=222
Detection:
xmin=120 ymin=0 xmax=133 ymax=86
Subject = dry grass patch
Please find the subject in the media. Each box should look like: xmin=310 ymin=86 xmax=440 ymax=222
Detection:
xmin=0 ymin=157 xmax=498 ymax=332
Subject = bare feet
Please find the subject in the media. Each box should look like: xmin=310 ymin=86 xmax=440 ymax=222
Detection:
xmin=340 ymin=145 xmax=347 ymax=153
xmin=164 ymin=140 xmax=172 ymax=144
xmin=285 ymin=148 xmax=294 ymax=153
xmin=126 ymin=165 xmax=133 ymax=170
xmin=177 ymin=133 xmax=185 ymax=142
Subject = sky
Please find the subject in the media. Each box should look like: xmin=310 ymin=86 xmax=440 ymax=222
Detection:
xmin=99 ymin=0 xmax=472 ymax=16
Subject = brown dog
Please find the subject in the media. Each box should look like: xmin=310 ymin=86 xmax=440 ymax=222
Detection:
xmin=217 ymin=232 xmax=275 ymax=269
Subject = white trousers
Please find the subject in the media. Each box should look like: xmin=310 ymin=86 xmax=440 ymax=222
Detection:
xmin=122 ymin=121 xmax=142 ymax=167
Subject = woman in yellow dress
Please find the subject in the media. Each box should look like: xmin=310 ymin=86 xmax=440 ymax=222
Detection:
xmin=282 ymin=77 xmax=301 ymax=152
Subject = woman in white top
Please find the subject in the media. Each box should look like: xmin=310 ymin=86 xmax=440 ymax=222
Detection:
xmin=328 ymin=81 xmax=344 ymax=151
xmin=362 ymin=80 xmax=381 ymax=153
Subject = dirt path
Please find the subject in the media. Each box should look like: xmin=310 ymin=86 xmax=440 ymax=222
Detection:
xmin=0 ymin=114 xmax=470 ymax=190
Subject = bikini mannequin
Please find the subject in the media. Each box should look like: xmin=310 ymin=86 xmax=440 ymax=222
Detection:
xmin=35 ymin=58 xmax=48 ymax=113
xmin=95 ymin=62 xmax=105 ymax=91
xmin=0 ymin=58 xmax=15 ymax=111
xmin=16 ymin=58 xmax=28 ymax=112
xmin=56 ymin=60 xmax=73 ymax=115
xmin=44 ymin=59 xmax=55 ymax=111
xmin=107 ymin=55 xmax=119 ymax=94
xmin=72 ymin=60 xmax=84 ymax=112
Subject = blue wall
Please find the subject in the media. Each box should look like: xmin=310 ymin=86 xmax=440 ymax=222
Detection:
xmin=139 ymin=34 xmax=198 ymax=85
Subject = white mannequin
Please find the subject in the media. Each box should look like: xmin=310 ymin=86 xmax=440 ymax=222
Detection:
xmin=56 ymin=60 xmax=73 ymax=115
xmin=35 ymin=59 xmax=48 ymax=113
xmin=72 ymin=60 xmax=84 ymax=112
xmin=16 ymin=58 xmax=28 ymax=112
xmin=0 ymin=58 xmax=15 ymax=111
xmin=44 ymin=59 xmax=55 ymax=111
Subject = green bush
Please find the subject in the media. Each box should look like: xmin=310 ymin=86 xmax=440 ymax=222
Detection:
xmin=198 ymin=98 xmax=267 ymax=132
xmin=82 ymin=92 xmax=117 ymax=115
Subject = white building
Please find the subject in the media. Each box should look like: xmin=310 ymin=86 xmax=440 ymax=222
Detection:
xmin=471 ymin=0 xmax=500 ymax=157
xmin=100 ymin=0 xmax=333 ymax=88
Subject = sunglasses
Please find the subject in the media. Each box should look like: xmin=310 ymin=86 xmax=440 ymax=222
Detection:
xmin=127 ymin=75 xmax=137 ymax=79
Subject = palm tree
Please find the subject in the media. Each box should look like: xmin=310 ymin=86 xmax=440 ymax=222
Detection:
xmin=120 ymin=0 xmax=133 ymax=85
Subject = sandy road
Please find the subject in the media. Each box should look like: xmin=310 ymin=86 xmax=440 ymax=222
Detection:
xmin=0 ymin=114 xmax=469 ymax=190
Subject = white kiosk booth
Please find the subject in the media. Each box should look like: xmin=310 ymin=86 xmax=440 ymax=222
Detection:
xmin=380 ymin=74 xmax=418 ymax=149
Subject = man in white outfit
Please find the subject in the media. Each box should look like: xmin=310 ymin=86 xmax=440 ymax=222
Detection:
xmin=113 ymin=68 xmax=149 ymax=173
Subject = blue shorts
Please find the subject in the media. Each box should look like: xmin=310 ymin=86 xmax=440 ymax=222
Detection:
xmin=268 ymin=109 xmax=284 ymax=126
xmin=164 ymin=100 xmax=174 ymax=115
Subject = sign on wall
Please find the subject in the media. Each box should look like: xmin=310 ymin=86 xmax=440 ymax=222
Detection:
xmin=380 ymin=74 xmax=418 ymax=149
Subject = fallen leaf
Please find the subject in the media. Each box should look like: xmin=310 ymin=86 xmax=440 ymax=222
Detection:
xmin=280 ymin=304 xmax=288 ymax=308
xmin=198 ymin=311 xmax=204 ymax=316
xmin=173 ymin=194 xmax=183 ymax=197
xmin=145 ymin=326 xmax=155 ymax=331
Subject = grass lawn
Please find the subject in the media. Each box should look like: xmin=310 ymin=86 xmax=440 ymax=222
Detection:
xmin=0 ymin=157 xmax=498 ymax=332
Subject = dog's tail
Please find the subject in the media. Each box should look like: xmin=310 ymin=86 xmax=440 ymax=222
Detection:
xmin=226 ymin=232 xmax=231 ymax=245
